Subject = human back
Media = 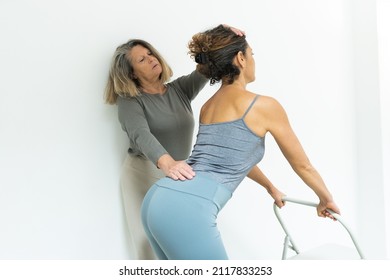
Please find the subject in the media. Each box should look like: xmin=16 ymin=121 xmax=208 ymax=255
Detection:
xmin=200 ymin=86 xmax=268 ymax=138
xmin=187 ymin=88 xmax=266 ymax=192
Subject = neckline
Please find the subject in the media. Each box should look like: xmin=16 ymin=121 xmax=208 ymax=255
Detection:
xmin=199 ymin=95 xmax=259 ymax=126
xmin=141 ymin=84 xmax=168 ymax=96
xmin=199 ymin=118 xmax=265 ymax=140
xmin=199 ymin=118 xmax=244 ymax=126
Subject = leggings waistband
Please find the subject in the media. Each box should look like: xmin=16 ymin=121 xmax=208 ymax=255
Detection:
xmin=155 ymin=173 xmax=232 ymax=210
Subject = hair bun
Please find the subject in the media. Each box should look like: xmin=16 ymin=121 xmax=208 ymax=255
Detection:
xmin=195 ymin=53 xmax=209 ymax=64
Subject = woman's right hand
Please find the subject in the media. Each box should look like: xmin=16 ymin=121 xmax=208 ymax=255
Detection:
xmin=157 ymin=154 xmax=195 ymax=180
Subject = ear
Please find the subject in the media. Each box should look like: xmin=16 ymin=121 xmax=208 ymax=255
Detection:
xmin=235 ymin=51 xmax=246 ymax=68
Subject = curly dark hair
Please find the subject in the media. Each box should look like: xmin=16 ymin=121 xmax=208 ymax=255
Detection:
xmin=188 ymin=25 xmax=248 ymax=85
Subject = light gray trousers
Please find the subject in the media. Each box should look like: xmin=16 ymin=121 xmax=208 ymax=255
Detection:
xmin=120 ymin=154 xmax=164 ymax=260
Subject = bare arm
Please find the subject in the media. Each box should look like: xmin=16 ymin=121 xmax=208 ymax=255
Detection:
xmin=247 ymin=166 xmax=285 ymax=208
xmin=263 ymin=97 xmax=340 ymax=219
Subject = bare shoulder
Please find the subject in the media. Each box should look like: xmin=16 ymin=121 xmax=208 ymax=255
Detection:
xmin=256 ymin=94 xmax=281 ymax=106
xmin=252 ymin=94 xmax=284 ymax=113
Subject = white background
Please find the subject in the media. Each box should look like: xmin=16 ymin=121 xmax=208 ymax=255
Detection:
xmin=0 ymin=0 xmax=388 ymax=260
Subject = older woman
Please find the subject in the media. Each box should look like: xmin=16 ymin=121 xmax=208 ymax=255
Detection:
xmin=104 ymin=26 xmax=244 ymax=259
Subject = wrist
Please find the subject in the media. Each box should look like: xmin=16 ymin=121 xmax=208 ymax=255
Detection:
xmin=265 ymin=184 xmax=277 ymax=194
xmin=157 ymin=154 xmax=173 ymax=170
xmin=316 ymin=191 xmax=334 ymax=203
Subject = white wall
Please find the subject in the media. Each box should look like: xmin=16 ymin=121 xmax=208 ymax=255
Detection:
xmin=348 ymin=0 xmax=387 ymax=259
xmin=377 ymin=0 xmax=390 ymax=259
xmin=0 ymin=0 xmax=387 ymax=259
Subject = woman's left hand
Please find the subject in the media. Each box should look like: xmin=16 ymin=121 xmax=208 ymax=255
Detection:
xmin=268 ymin=188 xmax=286 ymax=209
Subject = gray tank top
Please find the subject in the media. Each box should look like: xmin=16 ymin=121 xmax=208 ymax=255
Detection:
xmin=187 ymin=95 xmax=265 ymax=192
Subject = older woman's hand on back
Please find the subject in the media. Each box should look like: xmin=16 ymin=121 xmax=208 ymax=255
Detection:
xmin=157 ymin=154 xmax=195 ymax=180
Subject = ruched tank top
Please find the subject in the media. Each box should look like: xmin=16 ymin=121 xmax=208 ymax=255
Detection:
xmin=187 ymin=95 xmax=265 ymax=192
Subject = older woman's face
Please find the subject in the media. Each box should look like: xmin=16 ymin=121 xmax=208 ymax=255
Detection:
xmin=127 ymin=45 xmax=162 ymax=82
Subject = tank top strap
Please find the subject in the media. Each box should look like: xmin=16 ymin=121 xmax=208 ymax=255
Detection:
xmin=241 ymin=95 xmax=260 ymax=119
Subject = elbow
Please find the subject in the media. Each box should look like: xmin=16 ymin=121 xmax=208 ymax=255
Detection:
xmin=292 ymin=162 xmax=316 ymax=175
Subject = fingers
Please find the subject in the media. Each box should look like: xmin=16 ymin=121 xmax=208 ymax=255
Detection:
xmin=231 ymin=27 xmax=245 ymax=36
xmin=169 ymin=169 xmax=193 ymax=181
xmin=168 ymin=162 xmax=195 ymax=181
xmin=324 ymin=210 xmax=337 ymax=221
xmin=317 ymin=208 xmax=338 ymax=221
xmin=317 ymin=201 xmax=340 ymax=221
xmin=274 ymin=196 xmax=285 ymax=208
xmin=222 ymin=24 xmax=245 ymax=36
xmin=270 ymin=190 xmax=286 ymax=208
xmin=275 ymin=200 xmax=285 ymax=208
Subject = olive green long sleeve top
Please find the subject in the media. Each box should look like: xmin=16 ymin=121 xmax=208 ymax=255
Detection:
xmin=117 ymin=70 xmax=208 ymax=165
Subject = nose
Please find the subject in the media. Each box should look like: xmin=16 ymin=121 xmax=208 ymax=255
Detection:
xmin=146 ymin=55 xmax=154 ymax=63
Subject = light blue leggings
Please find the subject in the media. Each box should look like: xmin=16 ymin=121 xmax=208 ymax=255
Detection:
xmin=141 ymin=173 xmax=232 ymax=260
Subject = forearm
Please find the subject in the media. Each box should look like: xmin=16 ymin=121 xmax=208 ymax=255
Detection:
xmin=131 ymin=130 xmax=167 ymax=165
xmin=293 ymin=163 xmax=333 ymax=201
xmin=156 ymin=153 xmax=174 ymax=170
xmin=118 ymin=98 xmax=168 ymax=165
xmin=247 ymin=166 xmax=286 ymax=208
xmin=247 ymin=166 xmax=277 ymax=194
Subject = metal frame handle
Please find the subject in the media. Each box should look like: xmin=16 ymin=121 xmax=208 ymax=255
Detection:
xmin=273 ymin=196 xmax=365 ymax=259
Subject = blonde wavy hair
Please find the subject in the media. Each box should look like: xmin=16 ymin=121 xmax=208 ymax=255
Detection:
xmin=104 ymin=39 xmax=173 ymax=104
